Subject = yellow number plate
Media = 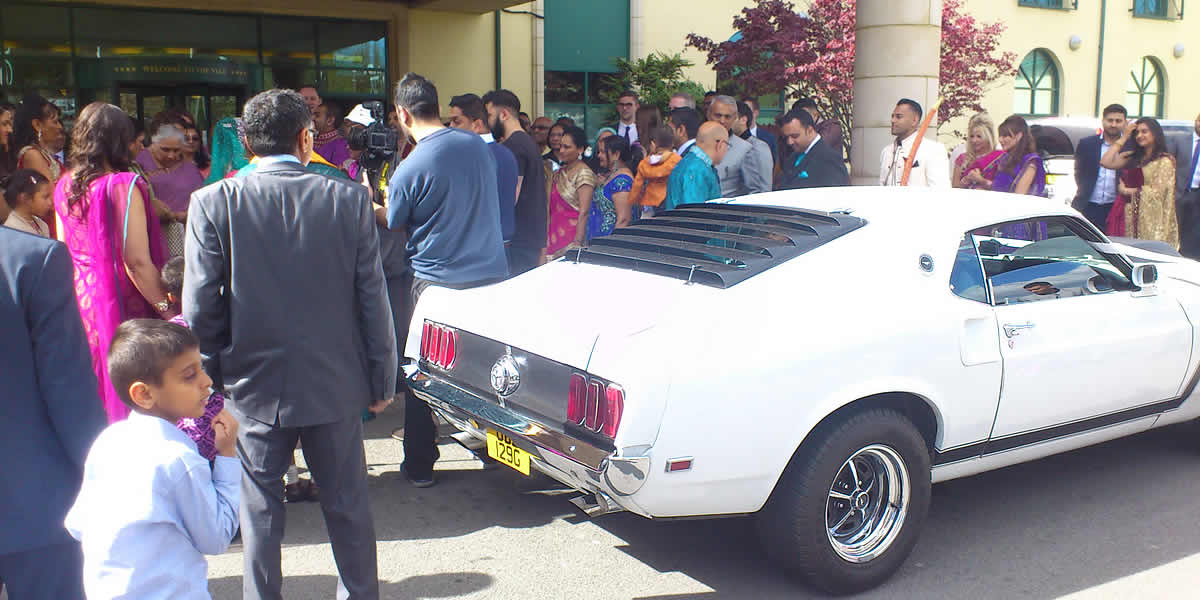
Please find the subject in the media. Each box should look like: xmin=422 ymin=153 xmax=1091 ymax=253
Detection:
xmin=486 ymin=429 xmax=531 ymax=476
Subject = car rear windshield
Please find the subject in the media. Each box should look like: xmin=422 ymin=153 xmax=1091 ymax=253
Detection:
xmin=568 ymin=203 xmax=866 ymax=288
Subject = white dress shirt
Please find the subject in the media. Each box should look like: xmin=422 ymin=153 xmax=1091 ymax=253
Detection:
xmin=65 ymin=411 xmax=241 ymax=600
xmin=617 ymin=122 xmax=639 ymax=145
xmin=879 ymin=132 xmax=950 ymax=188
xmin=1089 ymin=139 xmax=1118 ymax=205
xmin=678 ymin=138 xmax=697 ymax=157
xmin=1191 ymin=133 xmax=1200 ymax=190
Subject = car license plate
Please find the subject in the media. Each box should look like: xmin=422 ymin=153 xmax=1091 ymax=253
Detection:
xmin=486 ymin=429 xmax=531 ymax=476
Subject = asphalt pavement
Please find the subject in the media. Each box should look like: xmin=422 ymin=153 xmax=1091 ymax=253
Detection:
xmin=196 ymin=407 xmax=1200 ymax=599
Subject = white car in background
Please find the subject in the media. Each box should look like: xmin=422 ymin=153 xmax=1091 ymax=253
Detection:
xmin=405 ymin=187 xmax=1200 ymax=594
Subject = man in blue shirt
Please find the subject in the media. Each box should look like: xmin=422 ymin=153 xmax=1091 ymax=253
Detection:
xmin=448 ymin=93 xmax=518 ymax=246
xmin=387 ymin=73 xmax=508 ymax=486
xmin=665 ymin=121 xmax=728 ymax=210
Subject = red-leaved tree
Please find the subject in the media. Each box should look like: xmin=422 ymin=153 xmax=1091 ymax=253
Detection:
xmin=686 ymin=0 xmax=1016 ymax=158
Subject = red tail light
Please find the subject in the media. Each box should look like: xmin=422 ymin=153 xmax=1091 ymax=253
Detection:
xmin=567 ymin=373 xmax=625 ymax=439
xmin=602 ymin=385 xmax=624 ymax=438
xmin=568 ymin=374 xmax=587 ymax=423
xmin=419 ymin=321 xmax=457 ymax=369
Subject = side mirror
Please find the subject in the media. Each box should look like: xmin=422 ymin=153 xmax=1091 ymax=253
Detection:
xmin=1132 ymin=264 xmax=1158 ymax=288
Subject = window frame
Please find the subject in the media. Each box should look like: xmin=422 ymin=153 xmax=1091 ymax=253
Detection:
xmin=1017 ymin=0 xmax=1077 ymax=10
xmin=1013 ymin=49 xmax=1061 ymax=117
xmin=1126 ymin=56 xmax=1166 ymax=118
xmin=966 ymin=216 xmax=1136 ymax=307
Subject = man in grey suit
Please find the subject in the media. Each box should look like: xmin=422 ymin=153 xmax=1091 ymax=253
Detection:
xmin=708 ymin=95 xmax=772 ymax=197
xmin=0 ymin=228 xmax=107 ymax=599
xmin=1172 ymin=112 xmax=1200 ymax=257
xmin=184 ymin=89 xmax=397 ymax=600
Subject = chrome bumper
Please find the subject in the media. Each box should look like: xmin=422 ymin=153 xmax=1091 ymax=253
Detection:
xmin=407 ymin=369 xmax=651 ymax=517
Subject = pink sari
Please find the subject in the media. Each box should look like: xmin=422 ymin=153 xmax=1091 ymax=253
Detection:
xmin=957 ymin=150 xmax=1006 ymax=190
xmin=54 ymin=171 xmax=168 ymax=422
xmin=547 ymin=184 xmax=580 ymax=256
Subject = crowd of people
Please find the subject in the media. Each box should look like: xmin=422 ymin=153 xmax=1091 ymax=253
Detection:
xmin=4 ymin=72 xmax=1200 ymax=599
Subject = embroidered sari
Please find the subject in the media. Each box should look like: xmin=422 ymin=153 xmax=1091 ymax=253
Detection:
xmin=546 ymin=162 xmax=597 ymax=257
xmin=1126 ymin=155 xmax=1178 ymax=248
xmin=54 ymin=172 xmax=168 ymax=422
xmin=956 ymin=150 xmax=1006 ymax=190
xmin=136 ymin=148 xmax=204 ymax=214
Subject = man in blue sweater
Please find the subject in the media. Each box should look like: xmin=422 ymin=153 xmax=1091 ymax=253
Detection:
xmin=386 ymin=73 xmax=508 ymax=486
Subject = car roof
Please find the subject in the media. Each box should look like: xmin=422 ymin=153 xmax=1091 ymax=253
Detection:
xmin=733 ymin=186 xmax=1077 ymax=234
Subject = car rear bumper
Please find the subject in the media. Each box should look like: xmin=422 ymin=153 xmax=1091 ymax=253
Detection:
xmin=407 ymin=369 xmax=653 ymax=517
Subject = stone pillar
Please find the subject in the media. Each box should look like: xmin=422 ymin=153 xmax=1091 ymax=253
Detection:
xmin=851 ymin=0 xmax=942 ymax=186
xmin=533 ymin=0 xmax=546 ymax=117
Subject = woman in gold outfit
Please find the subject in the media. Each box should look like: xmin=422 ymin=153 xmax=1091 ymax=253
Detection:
xmin=1101 ymin=117 xmax=1178 ymax=248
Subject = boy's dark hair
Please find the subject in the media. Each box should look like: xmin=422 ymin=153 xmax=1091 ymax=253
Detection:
xmin=108 ymin=319 xmax=199 ymax=408
xmin=161 ymin=256 xmax=185 ymax=299
xmin=393 ymin=73 xmax=440 ymax=121
xmin=1102 ymin=103 xmax=1128 ymax=118
xmin=668 ymin=107 xmax=701 ymax=139
xmin=482 ymin=89 xmax=521 ymax=114
xmin=2 ymin=168 xmax=49 ymax=209
xmin=896 ymin=98 xmax=924 ymax=120
xmin=617 ymin=90 xmax=638 ymax=103
xmin=242 ymin=89 xmax=311 ymax=158
xmin=650 ymin=126 xmax=676 ymax=150
xmin=449 ymin=93 xmax=488 ymax=124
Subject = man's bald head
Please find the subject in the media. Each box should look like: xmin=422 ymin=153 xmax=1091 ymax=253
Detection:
xmin=696 ymin=121 xmax=729 ymax=165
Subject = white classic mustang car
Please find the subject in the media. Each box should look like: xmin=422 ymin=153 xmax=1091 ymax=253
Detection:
xmin=405 ymin=187 xmax=1200 ymax=594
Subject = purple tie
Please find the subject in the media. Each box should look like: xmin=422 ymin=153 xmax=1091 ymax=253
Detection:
xmin=1190 ymin=139 xmax=1200 ymax=190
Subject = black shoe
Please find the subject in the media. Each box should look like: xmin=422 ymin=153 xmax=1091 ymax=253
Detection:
xmin=400 ymin=464 xmax=436 ymax=488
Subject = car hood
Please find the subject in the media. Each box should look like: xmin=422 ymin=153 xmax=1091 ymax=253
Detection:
xmin=409 ymin=260 xmax=704 ymax=370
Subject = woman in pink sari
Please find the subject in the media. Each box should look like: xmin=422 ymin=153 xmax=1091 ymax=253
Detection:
xmin=546 ymin=126 xmax=597 ymax=257
xmin=954 ymin=115 xmax=1005 ymax=190
xmin=54 ymin=102 xmax=173 ymax=422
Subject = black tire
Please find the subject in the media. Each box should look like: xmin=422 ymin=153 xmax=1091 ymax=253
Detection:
xmin=756 ymin=408 xmax=932 ymax=595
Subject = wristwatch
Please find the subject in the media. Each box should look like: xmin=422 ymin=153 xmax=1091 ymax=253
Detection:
xmin=154 ymin=299 xmax=172 ymax=314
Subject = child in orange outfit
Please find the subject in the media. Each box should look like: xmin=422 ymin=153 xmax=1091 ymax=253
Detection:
xmin=631 ymin=127 xmax=682 ymax=218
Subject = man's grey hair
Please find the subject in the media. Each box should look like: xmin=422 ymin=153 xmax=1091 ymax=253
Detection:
xmin=712 ymin=95 xmax=738 ymax=109
xmin=670 ymin=93 xmax=696 ymax=109
xmin=152 ymin=124 xmax=185 ymax=145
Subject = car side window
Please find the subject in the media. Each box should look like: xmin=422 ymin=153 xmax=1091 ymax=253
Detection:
xmin=949 ymin=234 xmax=988 ymax=304
xmin=970 ymin=217 xmax=1135 ymax=306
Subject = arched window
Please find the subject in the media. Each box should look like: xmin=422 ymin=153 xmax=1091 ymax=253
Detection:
xmin=1012 ymin=49 xmax=1060 ymax=116
xmin=1126 ymin=57 xmax=1165 ymax=118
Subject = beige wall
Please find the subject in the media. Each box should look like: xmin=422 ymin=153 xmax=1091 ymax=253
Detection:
xmin=944 ymin=0 xmax=1198 ymax=144
xmin=636 ymin=0 xmax=749 ymax=90
xmin=407 ymin=9 xmax=495 ymax=113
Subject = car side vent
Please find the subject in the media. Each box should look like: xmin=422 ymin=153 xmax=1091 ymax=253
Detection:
xmin=575 ymin=203 xmax=866 ymax=288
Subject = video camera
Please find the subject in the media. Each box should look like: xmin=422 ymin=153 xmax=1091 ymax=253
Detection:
xmin=346 ymin=101 xmax=399 ymax=173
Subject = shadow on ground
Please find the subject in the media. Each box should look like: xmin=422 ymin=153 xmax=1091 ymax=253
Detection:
xmin=209 ymin=572 xmax=494 ymax=600
xmin=605 ymin=423 xmax=1200 ymax=599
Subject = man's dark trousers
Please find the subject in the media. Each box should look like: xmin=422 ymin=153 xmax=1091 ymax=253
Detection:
xmin=1082 ymin=202 xmax=1113 ymax=232
xmin=1181 ymin=189 xmax=1200 ymax=258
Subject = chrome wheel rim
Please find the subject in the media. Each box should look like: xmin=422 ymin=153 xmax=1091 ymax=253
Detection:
xmin=825 ymin=444 xmax=910 ymax=563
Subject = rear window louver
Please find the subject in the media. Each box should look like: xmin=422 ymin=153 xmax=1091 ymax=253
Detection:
xmin=568 ymin=203 xmax=867 ymax=288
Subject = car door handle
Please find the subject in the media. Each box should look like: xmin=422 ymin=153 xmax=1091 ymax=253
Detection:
xmin=1003 ymin=322 xmax=1035 ymax=338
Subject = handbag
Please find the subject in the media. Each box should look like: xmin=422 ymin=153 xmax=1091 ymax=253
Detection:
xmin=165 ymin=220 xmax=186 ymax=257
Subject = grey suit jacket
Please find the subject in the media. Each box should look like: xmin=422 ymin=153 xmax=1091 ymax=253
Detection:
xmin=183 ymin=160 xmax=397 ymax=428
xmin=0 ymin=229 xmax=106 ymax=555
xmin=1173 ymin=133 xmax=1198 ymax=203
xmin=717 ymin=134 xmax=772 ymax=197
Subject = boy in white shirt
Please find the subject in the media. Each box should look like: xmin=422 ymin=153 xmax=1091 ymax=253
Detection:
xmin=65 ymin=319 xmax=240 ymax=600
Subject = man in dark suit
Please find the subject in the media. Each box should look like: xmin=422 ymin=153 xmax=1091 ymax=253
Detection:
xmin=0 ymin=228 xmax=107 ymax=599
xmin=1172 ymin=112 xmax=1200 ymax=257
xmin=1072 ymin=104 xmax=1127 ymax=229
xmin=777 ymin=109 xmax=849 ymax=189
xmin=743 ymin=97 xmax=778 ymax=165
xmin=184 ymin=89 xmax=397 ymax=600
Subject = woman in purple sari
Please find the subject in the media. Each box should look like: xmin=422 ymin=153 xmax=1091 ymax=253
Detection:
xmin=53 ymin=103 xmax=173 ymax=423
xmin=989 ymin=115 xmax=1046 ymax=197
xmin=136 ymin=123 xmax=203 ymax=223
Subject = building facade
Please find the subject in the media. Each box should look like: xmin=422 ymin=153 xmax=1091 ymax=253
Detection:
xmin=5 ymin=1 xmax=1192 ymax=148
